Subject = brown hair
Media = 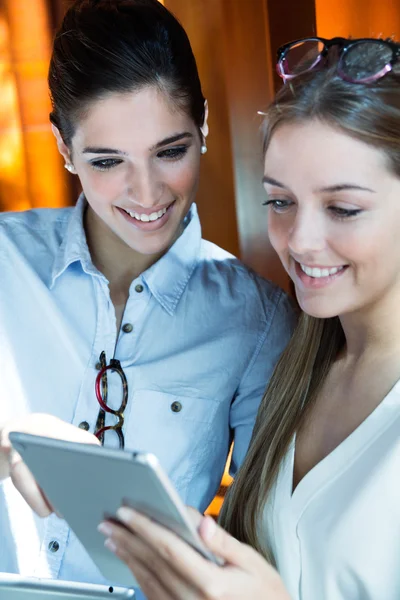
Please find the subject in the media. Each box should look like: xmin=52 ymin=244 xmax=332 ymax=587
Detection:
xmin=48 ymin=0 xmax=205 ymax=146
xmin=220 ymin=55 xmax=400 ymax=561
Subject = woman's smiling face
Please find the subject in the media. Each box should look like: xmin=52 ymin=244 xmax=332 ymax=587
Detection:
xmin=56 ymin=85 xmax=204 ymax=258
xmin=264 ymin=119 xmax=400 ymax=319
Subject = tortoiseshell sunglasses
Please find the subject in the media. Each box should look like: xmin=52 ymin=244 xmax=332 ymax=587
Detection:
xmin=94 ymin=351 xmax=128 ymax=449
xmin=277 ymin=36 xmax=400 ymax=84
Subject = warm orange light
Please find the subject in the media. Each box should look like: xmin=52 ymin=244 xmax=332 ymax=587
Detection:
xmin=205 ymin=447 xmax=233 ymax=518
xmin=316 ymin=0 xmax=400 ymax=39
xmin=2 ymin=0 xmax=69 ymax=210
xmin=0 ymin=13 xmax=30 ymax=211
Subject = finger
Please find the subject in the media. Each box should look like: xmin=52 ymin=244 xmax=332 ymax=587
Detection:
xmin=186 ymin=506 xmax=204 ymax=529
xmin=198 ymin=515 xmax=257 ymax=568
xmin=100 ymin=522 xmax=200 ymax=600
xmin=3 ymin=414 xmax=101 ymax=446
xmin=108 ymin=510 xmax=220 ymax=591
xmin=10 ymin=458 xmax=53 ymax=517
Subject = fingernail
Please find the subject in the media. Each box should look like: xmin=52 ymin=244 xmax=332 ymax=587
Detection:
xmin=116 ymin=506 xmax=135 ymax=524
xmin=104 ymin=538 xmax=118 ymax=553
xmin=98 ymin=523 xmax=113 ymax=536
xmin=201 ymin=515 xmax=216 ymax=541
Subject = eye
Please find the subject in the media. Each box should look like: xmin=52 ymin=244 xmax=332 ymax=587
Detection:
xmin=262 ymin=199 xmax=294 ymax=212
xmin=157 ymin=146 xmax=188 ymax=160
xmin=90 ymin=158 xmax=123 ymax=171
xmin=328 ymin=206 xmax=362 ymax=219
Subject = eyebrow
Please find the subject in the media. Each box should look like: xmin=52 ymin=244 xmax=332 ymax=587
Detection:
xmin=262 ymin=176 xmax=376 ymax=194
xmin=82 ymin=146 xmax=128 ymax=155
xmin=317 ymin=184 xmax=376 ymax=193
xmin=262 ymin=176 xmax=287 ymax=188
xmin=82 ymin=132 xmax=194 ymax=155
xmin=151 ymin=132 xmax=193 ymax=150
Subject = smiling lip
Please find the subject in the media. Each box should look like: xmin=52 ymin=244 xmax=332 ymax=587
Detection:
xmin=117 ymin=201 xmax=175 ymax=231
xmin=294 ymin=260 xmax=348 ymax=289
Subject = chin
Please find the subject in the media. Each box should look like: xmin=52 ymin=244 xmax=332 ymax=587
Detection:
xmin=128 ymin=235 xmax=172 ymax=256
xmin=296 ymin=298 xmax=341 ymax=320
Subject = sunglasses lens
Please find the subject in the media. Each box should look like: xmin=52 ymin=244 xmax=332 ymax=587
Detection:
xmin=281 ymin=39 xmax=325 ymax=76
xmin=340 ymin=41 xmax=393 ymax=81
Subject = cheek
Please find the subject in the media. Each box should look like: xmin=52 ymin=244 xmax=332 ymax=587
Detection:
xmin=267 ymin=215 xmax=289 ymax=257
xmin=161 ymin=157 xmax=200 ymax=196
xmin=79 ymin=169 xmax=124 ymax=203
xmin=329 ymin=224 xmax=389 ymax=268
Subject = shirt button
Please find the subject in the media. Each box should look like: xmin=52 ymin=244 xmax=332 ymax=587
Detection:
xmin=122 ymin=323 xmax=133 ymax=333
xmin=171 ymin=401 xmax=182 ymax=413
xmin=48 ymin=540 xmax=60 ymax=553
xmin=135 ymin=284 xmax=144 ymax=293
xmin=78 ymin=421 xmax=90 ymax=431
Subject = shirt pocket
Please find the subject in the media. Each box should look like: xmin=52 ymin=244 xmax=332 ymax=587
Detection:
xmin=123 ymin=390 xmax=222 ymax=491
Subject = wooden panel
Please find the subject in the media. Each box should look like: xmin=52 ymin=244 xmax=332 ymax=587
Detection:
xmin=219 ymin=0 xmax=288 ymax=287
xmin=165 ymin=0 xmax=240 ymax=257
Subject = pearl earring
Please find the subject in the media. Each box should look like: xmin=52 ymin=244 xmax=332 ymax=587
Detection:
xmin=64 ymin=163 xmax=76 ymax=174
xmin=200 ymin=145 xmax=207 ymax=155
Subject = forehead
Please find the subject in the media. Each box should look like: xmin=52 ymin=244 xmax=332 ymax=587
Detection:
xmin=264 ymin=120 xmax=390 ymax=188
xmin=71 ymin=85 xmax=196 ymax=149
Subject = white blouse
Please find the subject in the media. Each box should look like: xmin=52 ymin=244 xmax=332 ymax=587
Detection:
xmin=263 ymin=379 xmax=400 ymax=600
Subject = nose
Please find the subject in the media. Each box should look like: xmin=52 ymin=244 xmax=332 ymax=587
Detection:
xmin=288 ymin=206 xmax=326 ymax=257
xmin=126 ymin=164 xmax=164 ymax=209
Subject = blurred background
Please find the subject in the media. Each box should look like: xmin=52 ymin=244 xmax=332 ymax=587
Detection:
xmin=1 ymin=0 xmax=399 ymax=515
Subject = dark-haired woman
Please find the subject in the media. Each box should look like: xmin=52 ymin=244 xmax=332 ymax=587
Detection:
xmin=0 ymin=0 xmax=293 ymax=589
xmin=98 ymin=36 xmax=400 ymax=600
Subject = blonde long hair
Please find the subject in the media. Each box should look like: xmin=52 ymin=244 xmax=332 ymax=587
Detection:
xmin=219 ymin=58 xmax=400 ymax=560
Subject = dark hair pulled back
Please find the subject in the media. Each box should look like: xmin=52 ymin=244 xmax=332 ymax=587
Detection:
xmin=49 ymin=0 xmax=205 ymax=146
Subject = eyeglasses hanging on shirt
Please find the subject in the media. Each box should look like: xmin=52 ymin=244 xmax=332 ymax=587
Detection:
xmin=94 ymin=351 xmax=128 ymax=449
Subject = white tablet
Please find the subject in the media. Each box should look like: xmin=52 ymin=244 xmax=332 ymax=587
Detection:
xmin=9 ymin=432 xmax=221 ymax=588
xmin=0 ymin=574 xmax=134 ymax=599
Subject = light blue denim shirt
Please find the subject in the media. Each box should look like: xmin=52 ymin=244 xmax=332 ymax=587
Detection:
xmin=0 ymin=197 xmax=295 ymax=585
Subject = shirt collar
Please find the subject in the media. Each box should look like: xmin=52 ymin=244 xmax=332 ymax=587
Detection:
xmin=141 ymin=203 xmax=201 ymax=316
xmin=50 ymin=194 xmax=101 ymax=288
xmin=50 ymin=198 xmax=202 ymax=315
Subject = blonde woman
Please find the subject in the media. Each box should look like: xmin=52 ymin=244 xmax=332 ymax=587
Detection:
xmin=99 ymin=36 xmax=400 ymax=600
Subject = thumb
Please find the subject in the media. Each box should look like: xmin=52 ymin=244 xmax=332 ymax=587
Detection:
xmin=198 ymin=515 xmax=252 ymax=566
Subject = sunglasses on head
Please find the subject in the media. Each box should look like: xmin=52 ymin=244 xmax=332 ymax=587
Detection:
xmin=277 ymin=36 xmax=400 ymax=84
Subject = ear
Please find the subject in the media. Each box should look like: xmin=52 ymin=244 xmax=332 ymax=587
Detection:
xmin=200 ymin=99 xmax=209 ymax=140
xmin=51 ymin=124 xmax=72 ymax=164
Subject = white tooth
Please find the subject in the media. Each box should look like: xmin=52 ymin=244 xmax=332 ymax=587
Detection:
xmin=149 ymin=212 xmax=159 ymax=221
xmin=140 ymin=214 xmax=150 ymax=222
xmin=134 ymin=212 xmax=141 ymax=220
xmin=301 ymin=264 xmax=313 ymax=276
xmin=157 ymin=209 xmax=164 ymax=218
xmin=300 ymin=264 xmax=343 ymax=278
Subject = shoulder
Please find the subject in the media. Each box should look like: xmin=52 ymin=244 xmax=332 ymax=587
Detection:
xmin=0 ymin=207 xmax=73 ymax=250
xmin=195 ymin=238 xmax=291 ymax=312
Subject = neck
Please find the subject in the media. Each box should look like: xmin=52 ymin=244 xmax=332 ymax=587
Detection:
xmin=339 ymin=283 xmax=400 ymax=362
xmin=84 ymin=206 xmax=163 ymax=298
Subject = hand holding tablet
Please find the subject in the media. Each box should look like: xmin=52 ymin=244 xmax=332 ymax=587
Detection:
xmin=1 ymin=414 xmax=100 ymax=516
xmin=9 ymin=432 xmax=221 ymax=588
